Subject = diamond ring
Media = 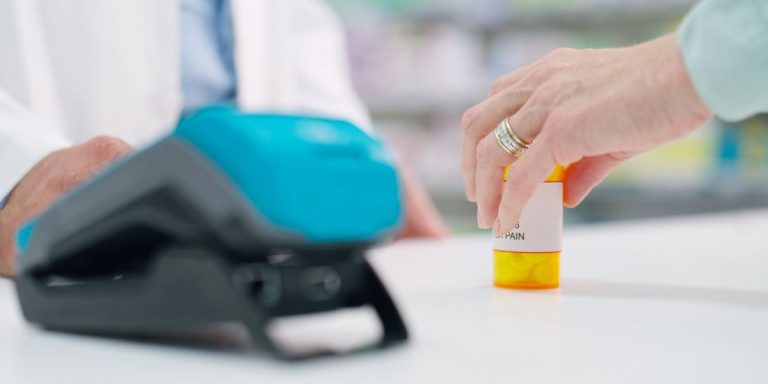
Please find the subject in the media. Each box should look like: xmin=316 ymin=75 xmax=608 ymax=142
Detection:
xmin=494 ymin=117 xmax=531 ymax=157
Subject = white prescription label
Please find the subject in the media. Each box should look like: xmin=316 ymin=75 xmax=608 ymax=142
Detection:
xmin=493 ymin=181 xmax=563 ymax=253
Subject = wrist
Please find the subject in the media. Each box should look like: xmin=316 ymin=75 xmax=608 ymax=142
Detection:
xmin=663 ymin=33 xmax=713 ymax=128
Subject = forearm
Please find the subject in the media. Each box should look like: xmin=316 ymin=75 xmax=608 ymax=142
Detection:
xmin=677 ymin=0 xmax=768 ymax=122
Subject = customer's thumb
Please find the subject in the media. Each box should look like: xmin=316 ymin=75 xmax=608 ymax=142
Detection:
xmin=563 ymin=153 xmax=632 ymax=208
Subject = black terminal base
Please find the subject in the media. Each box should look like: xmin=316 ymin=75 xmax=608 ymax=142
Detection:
xmin=15 ymin=246 xmax=408 ymax=358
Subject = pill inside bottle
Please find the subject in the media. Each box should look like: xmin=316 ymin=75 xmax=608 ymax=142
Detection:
xmin=493 ymin=165 xmax=564 ymax=289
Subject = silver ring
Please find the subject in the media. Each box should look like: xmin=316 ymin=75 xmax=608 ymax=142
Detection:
xmin=494 ymin=117 xmax=530 ymax=157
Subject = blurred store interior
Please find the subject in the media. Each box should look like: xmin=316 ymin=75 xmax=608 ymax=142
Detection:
xmin=326 ymin=0 xmax=768 ymax=233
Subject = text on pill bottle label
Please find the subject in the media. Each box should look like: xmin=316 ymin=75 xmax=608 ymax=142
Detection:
xmin=493 ymin=181 xmax=562 ymax=253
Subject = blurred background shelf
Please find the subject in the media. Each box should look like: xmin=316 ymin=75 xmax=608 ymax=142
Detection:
xmin=434 ymin=185 xmax=768 ymax=233
xmin=326 ymin=0 xmax=768 ymax=232
xmin=398 ymin=1 xmax=697 ymax=31
xmin=577 ymin=186 xmax=768 ymax=222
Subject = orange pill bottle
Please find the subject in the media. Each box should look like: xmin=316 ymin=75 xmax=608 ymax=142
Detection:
xmin=493 ymin=165 xmax=564 ymax=289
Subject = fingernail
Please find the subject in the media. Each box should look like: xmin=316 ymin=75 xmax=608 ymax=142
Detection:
xmin=465 ymin=105 xmax=479 ymax=120
xmin=492 ymin=219 xmax=501 ymax=236
xmin=463 ymin=180 xmax=476 ymax=202
xmin=478 ymin=210 xmax=492 ymax=229
xmin=465 ymin=189 xmax=476 ymax=203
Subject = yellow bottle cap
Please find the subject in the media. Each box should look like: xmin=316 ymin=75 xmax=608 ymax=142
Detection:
xmin=503 ymin=164 xmax=565 ymax=182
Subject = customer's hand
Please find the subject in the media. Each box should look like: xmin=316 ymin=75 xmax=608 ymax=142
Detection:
xmin=0 ymin=136 xmax=133 ymax=277
xmin=461 ymin=34 xmax=712 ymax=235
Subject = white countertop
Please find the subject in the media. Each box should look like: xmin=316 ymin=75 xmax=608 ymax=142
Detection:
xmin=2 ymin=209 xmax=768 ymax=383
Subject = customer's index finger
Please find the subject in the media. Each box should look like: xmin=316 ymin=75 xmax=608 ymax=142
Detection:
xmin=495 ymin=142 xmax=557 ymax=235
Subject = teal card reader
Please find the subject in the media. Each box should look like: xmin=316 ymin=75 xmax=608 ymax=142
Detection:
xmin=14 ymin=107 xmax=408 ymax=357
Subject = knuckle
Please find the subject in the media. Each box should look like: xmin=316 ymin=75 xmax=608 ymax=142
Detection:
xmin=86 ymin=136 xmax=129 ymax=162
xmin=489 ymin=77 xmax=510 ymax=94
xmin=550 ymin=47 xmax=577 ymax=58
xmin=499 ymin=87 xmax=528 ymax=106
xmin=50 ymin=171 xmax=85 ymax=193
xmin=536 ymin=80 xmax=562 ymax=102
xmin=462 ymin=110 xmax=486 ymax=138
xmin=37 ymin=149 xmax=68 ymax=170
xmin=461 ymin=108 xmax=477 ymax=130
xmin=476 ymin=137 xmax=497 ymax=165
xmin=524 ymin=64 xmax=555 ymax=85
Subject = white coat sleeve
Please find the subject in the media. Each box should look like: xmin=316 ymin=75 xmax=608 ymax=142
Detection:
xmin=0 ymin=90 xmax=71 ymax=201
xmin=0 ymin=0 xmax=72 ymax=201
xmin=290 ymin=0 xmax=374 ymax=133
xmin=232 ymin=0 xmax=374 ymax=133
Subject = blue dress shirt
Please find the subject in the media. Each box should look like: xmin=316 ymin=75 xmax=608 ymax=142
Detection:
xmin=180 ymin=0 xmax=237 ymax=115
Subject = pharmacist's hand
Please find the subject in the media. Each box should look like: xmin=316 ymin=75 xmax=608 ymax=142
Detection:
xmin=461 ymin=34 xmax=712 ymax=235
xmin=397 ymin=157 xmax=450 ymax=240
xmin=0 ymin=136 xmax=133 ymax=277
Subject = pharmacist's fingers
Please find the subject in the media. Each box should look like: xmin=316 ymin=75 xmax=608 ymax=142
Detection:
xmin=495 ymin=143 xmax=557 ymax=236
xmin=563 ymin=153 xmax=633 ymax=208
xmin=474 ymin=133 xmax=515 ymax=228
xmin=461 ymin=88 xmax=530 ymax=202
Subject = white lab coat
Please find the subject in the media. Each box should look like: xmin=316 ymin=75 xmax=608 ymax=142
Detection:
xmin=0 ymin=0 xmax=371 ymax=197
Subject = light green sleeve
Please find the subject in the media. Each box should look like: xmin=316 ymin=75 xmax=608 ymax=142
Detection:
xmin=678 ymin=0 xmax=768 ymax=122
